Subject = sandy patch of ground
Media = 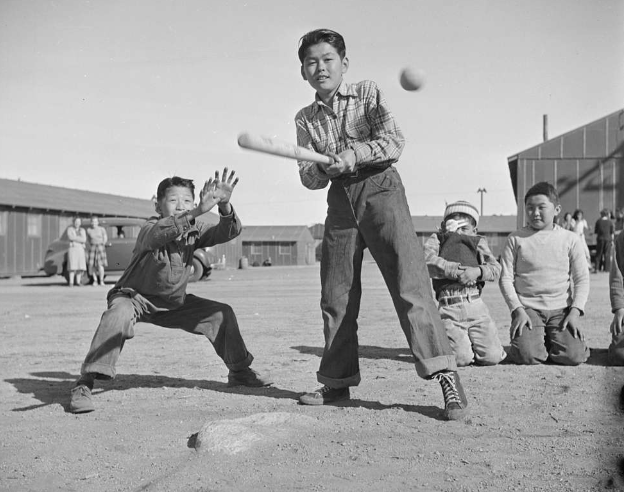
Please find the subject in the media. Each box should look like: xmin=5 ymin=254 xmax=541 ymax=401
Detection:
xmin=0 ymin=264 xmax=622 ymax=491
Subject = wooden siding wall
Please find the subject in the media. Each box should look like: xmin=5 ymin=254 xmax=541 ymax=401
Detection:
xmin=0 ymin=208 xmax=79 ymax=276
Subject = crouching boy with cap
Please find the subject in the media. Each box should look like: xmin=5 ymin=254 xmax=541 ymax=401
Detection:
xmin=424 ymin=200 xmax=507 ymax=366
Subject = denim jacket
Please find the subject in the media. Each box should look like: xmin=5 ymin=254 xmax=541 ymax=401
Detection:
xmin=110 ymin=209 xmax=241 ymax=309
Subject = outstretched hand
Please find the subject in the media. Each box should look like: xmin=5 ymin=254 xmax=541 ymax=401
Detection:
xmin=196 ymin=168 xmax=239 ymax=216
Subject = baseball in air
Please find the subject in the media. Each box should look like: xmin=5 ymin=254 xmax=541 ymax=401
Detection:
xmin=399 ymin=67 xmax=425 ymax=91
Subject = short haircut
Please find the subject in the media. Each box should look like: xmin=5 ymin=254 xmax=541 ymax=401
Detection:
xmin=524 ymin=181 xmax=559 ymax=206
xmin=298 ymin=29 xmax=346 ymax=64
xmin=156 ymin=176 xmax=195 ymax=201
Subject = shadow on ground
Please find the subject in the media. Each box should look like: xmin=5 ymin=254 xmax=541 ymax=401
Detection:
xmin=292 ymin=345 xmax=413 ymax=362
xmin=5 ymin=371 xmax=300 ymax=413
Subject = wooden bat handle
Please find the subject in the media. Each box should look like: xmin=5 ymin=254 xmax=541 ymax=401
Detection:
xmin=237 ymin=132 xmax=334 ymax=165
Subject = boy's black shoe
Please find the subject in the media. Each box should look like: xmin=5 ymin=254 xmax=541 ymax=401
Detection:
xmin=69 ymin=385 xmax=95 ymax=414
xmin=299 ymin=385 xmax=350 ymax=405
xmin=432 ymin=371 xmax=468 ymax=420
xmin=227 ymin=368 xmax=273 ymax=387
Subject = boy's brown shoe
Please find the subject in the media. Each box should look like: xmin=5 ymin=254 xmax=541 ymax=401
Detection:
xmin=432 ymin=371 xmax=468 ymax=420
xmin=299 ymin=385 xmax=350 ymax=405
xmin=227 ymin=368 xmax=273 ymax=387
xmin=69 ymin=385 xmax=95 ymax=414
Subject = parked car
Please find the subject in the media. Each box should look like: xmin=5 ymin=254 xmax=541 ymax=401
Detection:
xmin=43 ymin=217 xmax=214 ymax=284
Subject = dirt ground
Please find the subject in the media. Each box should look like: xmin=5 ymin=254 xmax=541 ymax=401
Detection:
xmin=1 ymin=263 xmax=623 ymax=492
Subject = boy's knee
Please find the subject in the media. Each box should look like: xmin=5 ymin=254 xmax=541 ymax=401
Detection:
xmin=507 ymin=344 xmax=546 ymax=365
xmin=608 ymin=343 xmax=624 ymax=366
xmin=549 ymin=340 xmax=589 ymax=366
xmin=475 ymin=348 xmax=506 ymax=366
xmin=454 ymin=350 xmax=475 ymax=367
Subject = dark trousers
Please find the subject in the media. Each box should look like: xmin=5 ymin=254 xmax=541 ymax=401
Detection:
xmin=81 ymin=290 xmax=253 ymax=379
xmin=317 ymin=167 xmax=456 ymax=388
xmin=595 ymin=239 xmax=612 ymax=272
xmin=507 ymin=308 xmax=589 ymax=365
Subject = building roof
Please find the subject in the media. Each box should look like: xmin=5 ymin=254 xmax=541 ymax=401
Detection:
xmin=508 ymin=108 xmax=624 ymax=161
xmin=0 ymin=178 xmax=156 ymax=218
xmin=0 ymin=178 xmax=217 ymax=222
xmin=412 ymin=215 xmax=517 ymax=233
xmin=241 ymin=225 xmax=315 ymax=242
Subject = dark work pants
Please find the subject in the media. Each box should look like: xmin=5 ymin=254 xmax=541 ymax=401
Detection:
xmin=317 ymin=166 xmax=456 ymax=388
xmin=81 ymin=290 xmax=253 ymax=379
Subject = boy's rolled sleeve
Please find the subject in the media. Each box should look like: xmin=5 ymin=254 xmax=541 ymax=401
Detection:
xmin=197 ymin=206 xmax=243 ymax=249
xmin=498 ymin=235 xmax=524 ymax=312
xmin=477 ymin=237 xmax=501 ymax=282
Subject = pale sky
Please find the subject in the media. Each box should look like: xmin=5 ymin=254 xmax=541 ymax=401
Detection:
xmin=1 ymin=0 xmax=623 ymax=225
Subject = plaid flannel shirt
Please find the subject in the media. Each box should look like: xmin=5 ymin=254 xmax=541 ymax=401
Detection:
xmin=295 ymin=80 xmax=405 ymax=190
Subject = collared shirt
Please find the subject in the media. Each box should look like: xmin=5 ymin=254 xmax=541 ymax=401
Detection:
xmin=295 ymin=80 xmax=405 ymax=190
xmin=112 ymin=209 xmax=241 ymax=309
xmin=499 ymin=225 xmax=589 ymax=313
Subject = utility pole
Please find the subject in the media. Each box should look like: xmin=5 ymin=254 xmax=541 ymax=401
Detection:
xmin=477 ymin=188 xmax=487 ymax=216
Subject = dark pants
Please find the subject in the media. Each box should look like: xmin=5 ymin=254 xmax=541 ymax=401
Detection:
xmin=317 ymin=167 xmax=456 ymax=388
xmin=81 ymin=289 xmax=253 ymax=379
xmin=609 ymin=332 xmax=624 ymax=366
xmin=595 ymin=239 xmax=612 ymax=272
xmin=507 ymin=308 xmax=589 ymax=365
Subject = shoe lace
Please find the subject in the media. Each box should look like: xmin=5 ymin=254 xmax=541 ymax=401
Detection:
xmin=318 ymin=385 xmax=333 ymax=394
xmin=434 ymin=372 xmax=461 ymax=406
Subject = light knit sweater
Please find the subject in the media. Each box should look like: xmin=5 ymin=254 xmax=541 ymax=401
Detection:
xmin=499 ymin=224 xmax=589 ymax=313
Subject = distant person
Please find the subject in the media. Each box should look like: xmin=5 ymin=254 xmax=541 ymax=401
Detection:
xmin=571 ymin=209 xmax=591 ymax=269
xmin=594 ymin=208 xmax=615 ymax=273
xmin=561 ymin=212 xmax=574 ymax=231
xmin=293 ymin=28 xmax=468 ymax=420
xmin=615 ymin=209 xmax=624 ymax=235
xmin=608 ymin=230 xmax=624 ymax=365
xmin=69 ymin=170 xmax=272 ymax=414
xmin=499 ymin=182 xmax=590 ymax=365
xmin=66 ymin=217 xmax=87 ymax=287
xmin=117 ymin=227 xmax=125 ymax=238
xmin=86 ymin=216 xmax=108 ymax=286
xmin=424 ymin=201 xmax=506 ymax=366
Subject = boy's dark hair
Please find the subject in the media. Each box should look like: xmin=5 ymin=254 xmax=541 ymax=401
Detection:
xmin=156 ymin=176 xmax=195 ymax=201
xmin=524 ymin=181 xmax=559 ymax=206
xmin=298 ymin=29 xmax=346 ymax=64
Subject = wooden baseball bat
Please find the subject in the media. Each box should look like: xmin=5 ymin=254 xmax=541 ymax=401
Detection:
xmin=237 ymin=132 xmax=334 ymax=165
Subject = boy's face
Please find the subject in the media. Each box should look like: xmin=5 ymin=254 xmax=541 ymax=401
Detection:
xmin=156 ymin=186 xmax=195 ymax=218
xmin=301 ymin=42 xmax=348 ymax=101
xmin=525 ymin=194 xmax=561 ymax=230
xmin=445 ymin=213 xmax=476 ymax=235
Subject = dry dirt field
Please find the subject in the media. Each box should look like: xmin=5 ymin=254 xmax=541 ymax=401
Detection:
xmin=1 ymin=263 xmax=623 ymax=492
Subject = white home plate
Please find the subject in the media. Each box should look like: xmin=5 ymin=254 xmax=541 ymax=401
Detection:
xmin=194 ymin=412 xmax=317 ymax=455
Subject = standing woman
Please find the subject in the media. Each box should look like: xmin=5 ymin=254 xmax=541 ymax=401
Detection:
xmin=572 ymin=209 xmax=592 ymax=268
xmin=67 ymin=217 xmax=87 ymax=286
xmin=86 ymin=216 xmax=108 ymax=286
xmin=561 ymin=212 xmax=575 ymax=231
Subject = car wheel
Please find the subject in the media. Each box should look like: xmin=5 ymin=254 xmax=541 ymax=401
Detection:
xmin=190 ymin=257 xmax=204 ymax=283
